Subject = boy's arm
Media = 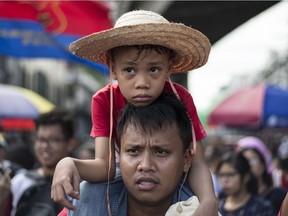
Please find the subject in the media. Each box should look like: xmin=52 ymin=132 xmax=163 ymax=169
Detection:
xmin=76 ymin=137 xmax=116 ymax=182
xmin=51 ymin=137 xmax=116 ymax=210
xmin=188 ymin=141 xmax=218 ymax=216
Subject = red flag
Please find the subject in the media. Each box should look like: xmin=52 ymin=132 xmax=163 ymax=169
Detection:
xmin=0 ymin=1 xmax=113 ymax=36
xmin=0 ymin=1 xmax=113 ymax=73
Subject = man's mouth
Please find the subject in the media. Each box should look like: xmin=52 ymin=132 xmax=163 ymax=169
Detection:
xmin=136 ymin=177 xmax=158 ymax=191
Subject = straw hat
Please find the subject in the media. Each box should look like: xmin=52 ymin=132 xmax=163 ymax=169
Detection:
xmin=69 ymin=10 xmax=211 ymax=73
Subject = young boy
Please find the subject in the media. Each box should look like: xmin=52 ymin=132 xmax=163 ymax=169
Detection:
xmin=52 ymin=10 xmax=217 ymax=215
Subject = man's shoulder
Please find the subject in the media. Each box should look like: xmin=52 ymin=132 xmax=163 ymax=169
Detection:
xmin=15 ymin=171 xmax=61 ymax=216
xmin=248 ymin=195 xmax=275 ymax=215
xmin=70 ymin=178 xmax=127 ymax=216
xmin=11 ymin=170 xmax=36 ymax=193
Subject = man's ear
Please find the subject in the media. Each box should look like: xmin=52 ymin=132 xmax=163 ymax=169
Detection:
xmin=183 ymin=149 xmax=193 ymax=173
xmin=109 ymin=61 xmax=117 ymax=80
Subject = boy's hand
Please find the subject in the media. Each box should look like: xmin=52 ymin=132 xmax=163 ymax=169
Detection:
xmin=51 ymin=157 xmax=80 ymax=211
xmin=192 ymin=198 xmax=218 ymax=216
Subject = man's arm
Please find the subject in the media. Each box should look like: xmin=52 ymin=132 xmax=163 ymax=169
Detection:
xmin=188 ymin=141 xmax=218 ymax=216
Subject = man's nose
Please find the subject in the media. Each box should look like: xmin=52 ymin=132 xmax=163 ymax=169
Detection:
xmin=137 ymin=151 xmax=154 ymax=172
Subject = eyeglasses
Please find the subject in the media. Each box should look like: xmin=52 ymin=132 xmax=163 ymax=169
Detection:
xmin=217 ymin=172 xmax=238 ymax=180
xmin=35 ymin=137 xmax=66 ymax=146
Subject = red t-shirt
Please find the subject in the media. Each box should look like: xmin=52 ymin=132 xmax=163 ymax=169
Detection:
xmin=58 ymin=208 xmax=68 ymax=216
xmin=90 ymin=80 xmax=206 ymax=144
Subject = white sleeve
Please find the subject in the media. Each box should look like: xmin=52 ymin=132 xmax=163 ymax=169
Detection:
xmin=10 ymin=172 xmax=35 ymax=216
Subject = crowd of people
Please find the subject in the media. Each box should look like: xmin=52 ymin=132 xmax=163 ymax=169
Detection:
xmin=0 ymin=9 xmax=287 ymax=216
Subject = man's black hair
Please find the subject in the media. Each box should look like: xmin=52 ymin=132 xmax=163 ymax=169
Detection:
xmin=35 ymin=108 xmax=74 ymax=140
xmin=116 ymin=93 xmax=192 ymax=151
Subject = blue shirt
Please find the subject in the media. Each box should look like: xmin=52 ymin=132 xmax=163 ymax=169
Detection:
xmin=68 ymin=176 xmax=193 ymax=216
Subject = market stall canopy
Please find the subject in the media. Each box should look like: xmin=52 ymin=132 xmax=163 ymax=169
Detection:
xmin=208 ymin=84 xmax=288 ymax=129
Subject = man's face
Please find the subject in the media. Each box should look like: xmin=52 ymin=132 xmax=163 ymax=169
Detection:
xmin=34 ymin=124 xmax=72 ymax=169
xmin=120 ymin=123 xmax=191 ymax=208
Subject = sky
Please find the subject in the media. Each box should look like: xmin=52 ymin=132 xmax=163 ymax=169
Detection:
xmin=188 ymin=1 xmax=288 ymax=112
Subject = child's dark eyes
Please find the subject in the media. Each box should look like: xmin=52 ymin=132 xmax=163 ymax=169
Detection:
xmin=123 ymin=67 xmax=135 ymax=74
xmin=150 ymin=67 xmax=160 ymax=74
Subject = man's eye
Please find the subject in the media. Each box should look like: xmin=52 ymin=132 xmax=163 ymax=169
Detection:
xmin=127 ymin=148 xmax=139 ymax=155
xmin=155 ymin=149 xmax=168 ymax=156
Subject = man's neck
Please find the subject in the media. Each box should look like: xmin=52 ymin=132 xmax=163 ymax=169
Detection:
xmin=37 ymin=167 xmax=55 ymax=177
xmin=127 ymin=197 xmax=171 ymax=216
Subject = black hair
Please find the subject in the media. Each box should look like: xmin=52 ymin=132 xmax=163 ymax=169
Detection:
xmin=116 ymin=93 xmax=192 ymax=151
xmin=109 ymin=44 xmax=176 ymax=63
xmin=216 ymin=151 xmax=258 ymax=195
xmin=35 ymin=108 xmax=74 ymax=140
xmin=240 ymin=148 xmax=273 ymax=187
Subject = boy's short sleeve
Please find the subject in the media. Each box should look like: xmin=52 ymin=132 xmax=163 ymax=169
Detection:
xmin=90 ymin=84 xmax=126 ymax=139
xmin=90 ymin=88 xmax=110 ymax=138
xmin=91 ymin=82 xmax=206 ymax=141
xmin=163 ymin=81 xmax=206 ymax=140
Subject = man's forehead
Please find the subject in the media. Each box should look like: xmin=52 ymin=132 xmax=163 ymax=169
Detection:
xmin=121 ymin=124 xmax=181 ymax=147
xmin=37 ymin=124 xmax=63 ymax=134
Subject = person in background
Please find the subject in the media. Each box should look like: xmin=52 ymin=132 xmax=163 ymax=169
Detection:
xmin=236 ymin=136 xmax=287 ymax=213
xmin=10 ymin=109 xmax=76 ymax=216
xmin=0 ymin=168 xmax=11 ymax=216
xmin=204 ymin=144 xmax=223 ymax=196
xmin=74 ymin=141 xmax=95 ymax=160
xmin=217 ymin=151 xmax=275 ymax=216
xmin=5 ymin=143 xmax=36 ymax=176
xmin=273 ymin=136 xmax=288 ymax=191
xmin=0 ymin=133 xmax=12 ymax=216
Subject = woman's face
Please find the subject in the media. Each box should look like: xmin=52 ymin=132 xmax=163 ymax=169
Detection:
xmin=217 ymin=163 xmax=245 ymax=196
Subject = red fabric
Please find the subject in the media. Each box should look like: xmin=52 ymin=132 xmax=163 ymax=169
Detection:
xmin=90 ymin=80 xmax=206 ymax=143
xmin=281 ymin=173 xmax=288 ymax=190
xmin=208 ymin=84 xmax=265 ymax=127
xmin=0 ymin=1 xmax=112 ymax=36
xmin=0 ymin=119 xmax=35 ymax=131
xmin=3 ymin=193 xmax=12 ymax=216
xmin=57 ymin=208 xmax=68 ymax=216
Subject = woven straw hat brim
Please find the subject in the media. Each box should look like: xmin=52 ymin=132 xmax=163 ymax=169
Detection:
xmin=69 ymin=23 xmax=211 ymax=73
